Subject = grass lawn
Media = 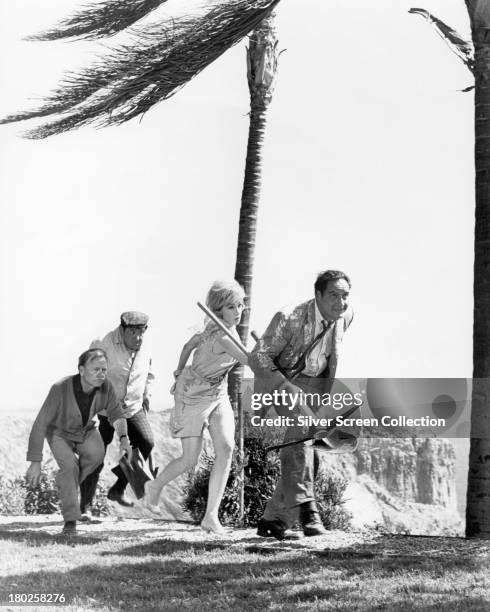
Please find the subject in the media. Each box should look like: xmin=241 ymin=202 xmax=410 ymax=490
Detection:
xmin=0 ymin=516 xmax=489 ymax=611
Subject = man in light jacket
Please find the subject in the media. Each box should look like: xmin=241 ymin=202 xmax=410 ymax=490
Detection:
xmin=249 ymin=270 xmax=357 ymax=540
xmin=80 ymin=311 xmax=155 ymax=510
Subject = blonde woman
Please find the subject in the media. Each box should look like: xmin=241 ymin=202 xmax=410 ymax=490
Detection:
xmin=143 ymin=280 xmax=247 ymax=534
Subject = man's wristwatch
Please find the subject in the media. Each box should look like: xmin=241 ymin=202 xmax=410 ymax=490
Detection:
xmin=120 ymin=434 xmax=128 ymax=442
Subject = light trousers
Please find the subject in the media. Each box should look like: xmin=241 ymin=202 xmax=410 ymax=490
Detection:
xmin=48 ymin=428 xmax=104 ymax=521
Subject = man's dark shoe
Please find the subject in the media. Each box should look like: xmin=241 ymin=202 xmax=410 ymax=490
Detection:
xmin=79 ymin=511 xmax=92 ymax=523
xmin=257 ymin=518 xmax=285 ymax=540
xmin=256 ymin=518 xmax=302 ymax=541
xmin=299 ymin=501 xmax=327 ymax=536
xmin=79 ymin=510 xmax=101 ymax=524
xmin=107 ymin=486 xmax=134 ymax=507
xmin=62 ymin=521 xmax=77 ymax=535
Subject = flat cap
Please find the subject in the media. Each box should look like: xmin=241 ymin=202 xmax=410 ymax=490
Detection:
xmin=120 ymin=311 xmax=149 ymax=328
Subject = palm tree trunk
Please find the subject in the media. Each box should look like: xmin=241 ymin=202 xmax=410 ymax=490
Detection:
xmin=408 ymin=1 xmax=490 ymax=540
xmin=467 ymin=2 xmax=490 ymax=538
xmin=235 ymin=104 xmax=268 ymax=340
xmin=466 ymin=25 xmax=490 ymax=537
xmin=229 ymin=13 xmax=279 ymax=523
xmin=231 ymin=101 xmax=268 ymax=524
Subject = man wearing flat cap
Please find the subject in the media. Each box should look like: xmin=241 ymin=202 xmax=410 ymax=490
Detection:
xmin=80 ymin=311 xmax=155 ymax=509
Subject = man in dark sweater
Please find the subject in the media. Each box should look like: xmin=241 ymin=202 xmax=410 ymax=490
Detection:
xmin=26 ymin=348 xmax=131 ymax=535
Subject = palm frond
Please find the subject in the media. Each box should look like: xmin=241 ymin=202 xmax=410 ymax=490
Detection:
xmin=26 ymin=0 xmax=169 ymax=41
xmin=2 ymin=0 xmax=281 ymax=139
xmin=409 ymin=8 xmax=474 ymax=73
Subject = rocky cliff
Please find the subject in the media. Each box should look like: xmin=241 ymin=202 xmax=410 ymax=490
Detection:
xmin=356 ymin=438 xmax=457 ymax=507
xmin=319 ymin=438 xmax=463 ymax=535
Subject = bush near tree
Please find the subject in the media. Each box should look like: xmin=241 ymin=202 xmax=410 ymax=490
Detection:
xmin=183 ymin=438 xmax=352 ymax=529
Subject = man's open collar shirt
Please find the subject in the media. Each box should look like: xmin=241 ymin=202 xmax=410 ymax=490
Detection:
xmin=90 ymin=326 xmax=154 ymax=418
xmin=302 ymin=301 xmax=334 ymax=377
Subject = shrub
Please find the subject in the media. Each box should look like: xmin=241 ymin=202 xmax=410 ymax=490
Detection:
xmin=0 ymin=458 xmax=110 ymax=517
xmin=183 ymin=438 xmax=352 ymax=530
xmin=183 ymin=438 xmax=280 ymax=527
xmin=0 ymin=476 xmax=25 ymax=515
xmin=90 ymin=482 xmax=111 ymax=517
xmin=24 ymin=467 xmax=111 ymax=516
xmin=24 ymin=471 xmax=110 ymax=516
xmin=24 ymin=468 xmax=60 ymax=515
xmin=314 ymin=471 xmax=353 ymax=530
xmin=0 ymin=461 xmax=61 ymax=515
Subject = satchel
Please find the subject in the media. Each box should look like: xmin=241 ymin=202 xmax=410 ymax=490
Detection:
xmin=112 ymin=448 xmax=154 ymax=499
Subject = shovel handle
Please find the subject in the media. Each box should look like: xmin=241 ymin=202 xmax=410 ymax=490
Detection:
xmin=265 ymin=404 xmax=362 ymax=453
xmin=197 ymin=301 xmax=248 ymax=357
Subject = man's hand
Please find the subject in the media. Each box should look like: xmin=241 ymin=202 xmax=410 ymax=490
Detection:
xmin=26 ymin=462 xmax=41 ymax=487
xmin=142 ymin=397 xmax=150 ymax=413
xmin=119 ymin=436 xmax=132 ymax=461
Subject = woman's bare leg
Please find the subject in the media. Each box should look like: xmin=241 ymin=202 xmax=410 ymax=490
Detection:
xmin=201 ymin=398 xmax=235 ymax=532
xmin=146 ymin=436 xmax=203 ymax=506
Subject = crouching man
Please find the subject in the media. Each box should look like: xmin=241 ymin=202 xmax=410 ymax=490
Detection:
xmin=26 ymin=348 xmax=131 ymax=535
xmin=249 ymin=270 xmax=357 ymax=540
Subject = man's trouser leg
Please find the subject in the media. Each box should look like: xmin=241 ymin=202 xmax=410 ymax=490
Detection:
xmin=49 ymin=429 xmax=104 ymax=522
xmin=262 ymin=375 xmax=335 ymax=527
xmin=262 ymin=408 xmax=315 ymax=528
xmin=110 ymin=409 xmax=154 ymax=493
xmin=80 ymin=415 xmax=114 ymax=512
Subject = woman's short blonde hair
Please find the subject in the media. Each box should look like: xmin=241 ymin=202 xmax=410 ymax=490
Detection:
xmin=205 ymin=280 xmax=245 ymax=316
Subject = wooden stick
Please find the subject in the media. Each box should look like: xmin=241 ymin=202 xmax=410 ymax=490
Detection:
xmin=197 ymin=301 xmax=248 ymax=357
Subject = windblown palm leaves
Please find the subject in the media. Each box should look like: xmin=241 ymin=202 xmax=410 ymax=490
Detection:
xmin=26 ymin=0 xmax=170 ymax=41
xmin=409 ymin=8 xmax=474 ymax=74
xmin=1 ymin=0 xmax=280 ymax=138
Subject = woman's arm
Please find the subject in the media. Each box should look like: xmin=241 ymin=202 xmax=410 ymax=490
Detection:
xmin=215 ymin=335 xmax=248 ymax=365
xmin=174 ymin=332 xmax=201 ymax=376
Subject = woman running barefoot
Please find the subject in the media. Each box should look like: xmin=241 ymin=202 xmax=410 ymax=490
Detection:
xmin=143 ymin=280 xmax=248 ymax=534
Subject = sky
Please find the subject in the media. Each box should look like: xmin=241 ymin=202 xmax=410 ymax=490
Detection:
xmin=0 ymin=0 xmax=474 ymax=416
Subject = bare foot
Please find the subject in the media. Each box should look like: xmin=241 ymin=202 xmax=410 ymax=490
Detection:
xmin=200 ymin=516 xmax=227 ymax=535
xmin=141 ymin=480 xmax=161 ymax=515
